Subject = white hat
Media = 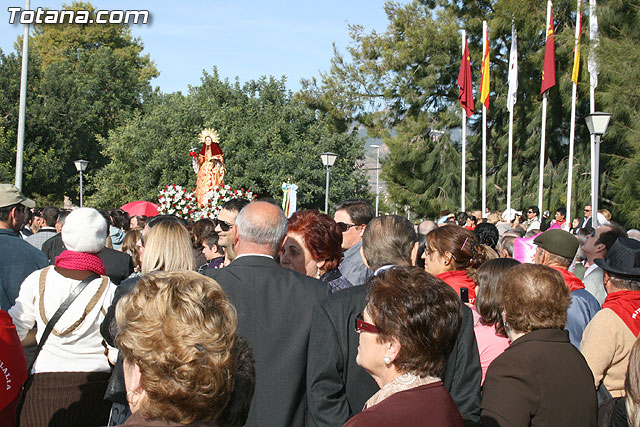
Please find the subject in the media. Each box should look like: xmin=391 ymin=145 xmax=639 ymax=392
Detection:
xmin=62 ymin=208 xmax=107 ymax=253
xmin=502 ymin=208 xmax=521 ymax=222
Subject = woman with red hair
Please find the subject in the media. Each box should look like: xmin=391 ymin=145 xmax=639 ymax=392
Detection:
xmin=422 ymin=224 xmax=488 ymax=304
xmin=280 ymin=210 xmax=352 ymax=292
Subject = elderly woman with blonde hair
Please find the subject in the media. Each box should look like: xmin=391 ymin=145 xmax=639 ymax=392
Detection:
xmin=481 ymin=264 xmax=597 ymax=426
xmin=115 ymin=271 xmax=237 ymax=426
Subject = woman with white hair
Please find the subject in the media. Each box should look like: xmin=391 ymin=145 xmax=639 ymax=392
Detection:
xmin=9 ymin=208 xmax=117 ymax=426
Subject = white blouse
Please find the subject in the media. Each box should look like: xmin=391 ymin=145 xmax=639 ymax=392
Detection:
xmin=9 ymin=266 xmax=116 ymax=374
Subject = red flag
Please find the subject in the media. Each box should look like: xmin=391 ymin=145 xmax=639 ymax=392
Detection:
xmin=541 ymin=6 xmax=556 ymax=94
xmin=457 ymin=37 xmax=474 ymax=118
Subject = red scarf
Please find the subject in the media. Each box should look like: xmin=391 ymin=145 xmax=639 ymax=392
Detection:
xmin=602 ymin=290 xmax=640 ymax=337
xmin=438 ymin=270 xmax=476 ymax=304
xmin=54 ymin=250 xmax=106 ymax=276
xmin=550 ymin=266 xmax=585 ymax=292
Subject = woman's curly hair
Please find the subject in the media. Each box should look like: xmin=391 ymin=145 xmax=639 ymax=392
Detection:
xmin=116 ymin=271 xmax=237 ymax=424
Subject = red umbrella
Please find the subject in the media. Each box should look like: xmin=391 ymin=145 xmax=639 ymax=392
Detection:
xmin=121 ymin=201 xmax=159 ymax=217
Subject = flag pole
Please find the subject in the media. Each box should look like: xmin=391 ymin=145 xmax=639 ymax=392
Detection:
xmin=588 ymin=0 xmax=599 ymax=229
xmin=538 ymin=1 xmax=552 ymax=215
xmin=566 ymin=0 xmax=581 ymax=229
xmin=482 ymin=20 xmax=487 ymax=218
xmin=461 ymin=30 xmax=467 ymax=212
xmin=507 ymin=23 xmax=517 ymax=217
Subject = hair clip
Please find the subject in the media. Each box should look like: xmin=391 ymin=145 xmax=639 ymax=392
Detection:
xmin=461 ymin=236 xmax=469 ymax=251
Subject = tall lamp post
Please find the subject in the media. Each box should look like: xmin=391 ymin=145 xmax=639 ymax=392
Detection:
xmin=74 ymin=159 xmax=89 ymax=207
xmin=585 ymin=112 xmax=611 ymax=230
xmin=320 ymin=152 xmax=337 ymax=214
xmin=370 ymin=144 xmax=380 ymax=216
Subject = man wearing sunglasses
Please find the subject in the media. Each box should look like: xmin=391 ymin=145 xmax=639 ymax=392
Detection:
xmin=334 ymin=200 xmax=374 ymax=287
xmin=307 ymin=215 xmax=481 ymax=426
xmin=572 ymin=205 xmax=593 ymax=234
xmin=524 ymin=205 xmax=541 ymax=232
xmin=214 ymin=198 xmax=250 ymax=266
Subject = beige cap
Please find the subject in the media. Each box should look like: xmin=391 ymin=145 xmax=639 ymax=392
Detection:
xmin=0 ymin=184 xmax=35 ymax=209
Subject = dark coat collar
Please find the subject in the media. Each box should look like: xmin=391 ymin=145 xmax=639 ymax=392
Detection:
xmin=509 ymin=328 xmax=570 ymax=349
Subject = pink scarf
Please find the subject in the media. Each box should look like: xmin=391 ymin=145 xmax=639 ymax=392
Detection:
xmin=54 ymin=250 xmax=106 ymax=276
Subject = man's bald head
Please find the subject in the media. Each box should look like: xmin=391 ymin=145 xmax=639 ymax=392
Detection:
xmin=235 ymin=201 xmax=288 ymax=256
xmin=418 ymin=220 xmax=437 ymax=236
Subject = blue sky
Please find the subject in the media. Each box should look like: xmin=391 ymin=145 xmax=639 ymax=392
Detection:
xmin=2 ymin=0 xmax=398 ymax=93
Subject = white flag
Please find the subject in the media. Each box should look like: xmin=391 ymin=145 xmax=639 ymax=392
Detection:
xmin=588 ymin=0 xmax=599 ymax=89
xmin=507 ymin=25 xmax=518 ymax=113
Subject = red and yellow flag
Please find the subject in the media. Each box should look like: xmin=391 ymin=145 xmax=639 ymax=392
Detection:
xmin=571 ymin=2 xmax=583 ymax=84
xmin=457 ymin=37 xmax=474 ymax=118
xmin=480 ymin=25 xmax=490 ymax=109
xmin=541 ymin=5 xmax=557 ymax=94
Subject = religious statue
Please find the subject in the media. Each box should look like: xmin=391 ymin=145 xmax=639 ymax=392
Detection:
xmin=193 ymin=128 xmax=226 ymax=206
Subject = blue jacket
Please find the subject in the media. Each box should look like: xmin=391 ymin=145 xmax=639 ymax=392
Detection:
xmin=0 ymin=229 xmax=49 ymax=310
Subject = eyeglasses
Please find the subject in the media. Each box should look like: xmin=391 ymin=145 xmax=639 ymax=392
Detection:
xmin=337 ymin=222 xmax=358 ymax=232
xmin=214 ymin=218 xmax=233 ymax=232
xmin=355 ymin=312 xmax=379 ymax=334
xmin=527 ymin=210 xmax=535 ymax=214
xmin=584 ymin=209 xmax=592 ymax=212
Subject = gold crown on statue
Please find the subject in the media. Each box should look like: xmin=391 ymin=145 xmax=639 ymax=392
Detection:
xmin=199 ymin=128 xmax=220 ymax=144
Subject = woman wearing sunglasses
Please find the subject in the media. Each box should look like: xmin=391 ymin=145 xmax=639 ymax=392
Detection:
xmin=280 ymin=210 xmax=353 ymax=292
xmin=345 ymin=267 xmax=463 ymax=426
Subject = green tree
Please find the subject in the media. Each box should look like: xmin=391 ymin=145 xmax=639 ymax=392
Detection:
xmin=300 ymin=0 xmax=601 ymax=220
xmin=90 ymin=70 xmax=369 ymax=210
xmin=0 ymin=1 xmax=157 ymax=205
xmin=597 ymin=0 xmax=640 ymax=227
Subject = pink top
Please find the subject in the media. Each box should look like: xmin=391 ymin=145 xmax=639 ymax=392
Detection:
xmin=472 ymin=306 xmax=510 ymax=384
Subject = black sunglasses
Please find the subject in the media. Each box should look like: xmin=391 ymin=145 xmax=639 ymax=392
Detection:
xmin=337 ymin=222 xmax=358 ymax=232
xmin=215 ymin=218 xmax=233 ymax=232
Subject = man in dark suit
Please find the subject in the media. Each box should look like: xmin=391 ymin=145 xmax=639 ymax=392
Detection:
xmin=205 ymin=201 xmax=329 ymax=427
xmin=573 ymin=204 xmax=593 ymax=234
xmin=306 ymin=215 xmax=482 ymax=426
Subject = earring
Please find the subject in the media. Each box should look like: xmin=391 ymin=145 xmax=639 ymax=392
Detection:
xmin=383 ymin=357 xmax=391 ymax=364
xmin=127 ymin=390 xmax=140 ymax=409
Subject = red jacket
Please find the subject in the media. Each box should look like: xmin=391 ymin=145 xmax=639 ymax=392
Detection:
xmin=438 ymin=270 xmax=476 ymax=304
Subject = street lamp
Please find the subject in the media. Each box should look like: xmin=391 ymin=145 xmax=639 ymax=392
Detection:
xmin=370 ymin=145 xmax=381 ymax=216
xmin=585 ymin=112 xmax=612 ymax=229
xmin=74 ymin=159 xmax=89 ymax=207
xmin=320 ymin=152 xmax=337 ymax=214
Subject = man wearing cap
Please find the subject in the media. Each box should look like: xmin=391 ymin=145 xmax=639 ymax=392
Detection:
xmin=580 ymin=238 xmax=640 ymax=398
xmin=0 ymin=184 xmax=48 ymax=311
xmin=533 ymin=229 xmax=601 ymax=347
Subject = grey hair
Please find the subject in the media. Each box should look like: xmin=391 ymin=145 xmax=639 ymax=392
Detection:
xmin=610 ymin=275 xmax=640 ymax=292
xmin=235 ymin=202 xmax=288 ymax=255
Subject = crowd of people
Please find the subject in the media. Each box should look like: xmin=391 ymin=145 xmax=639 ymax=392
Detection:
xmin=1 ymin=181 xmax=640 ymax=426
